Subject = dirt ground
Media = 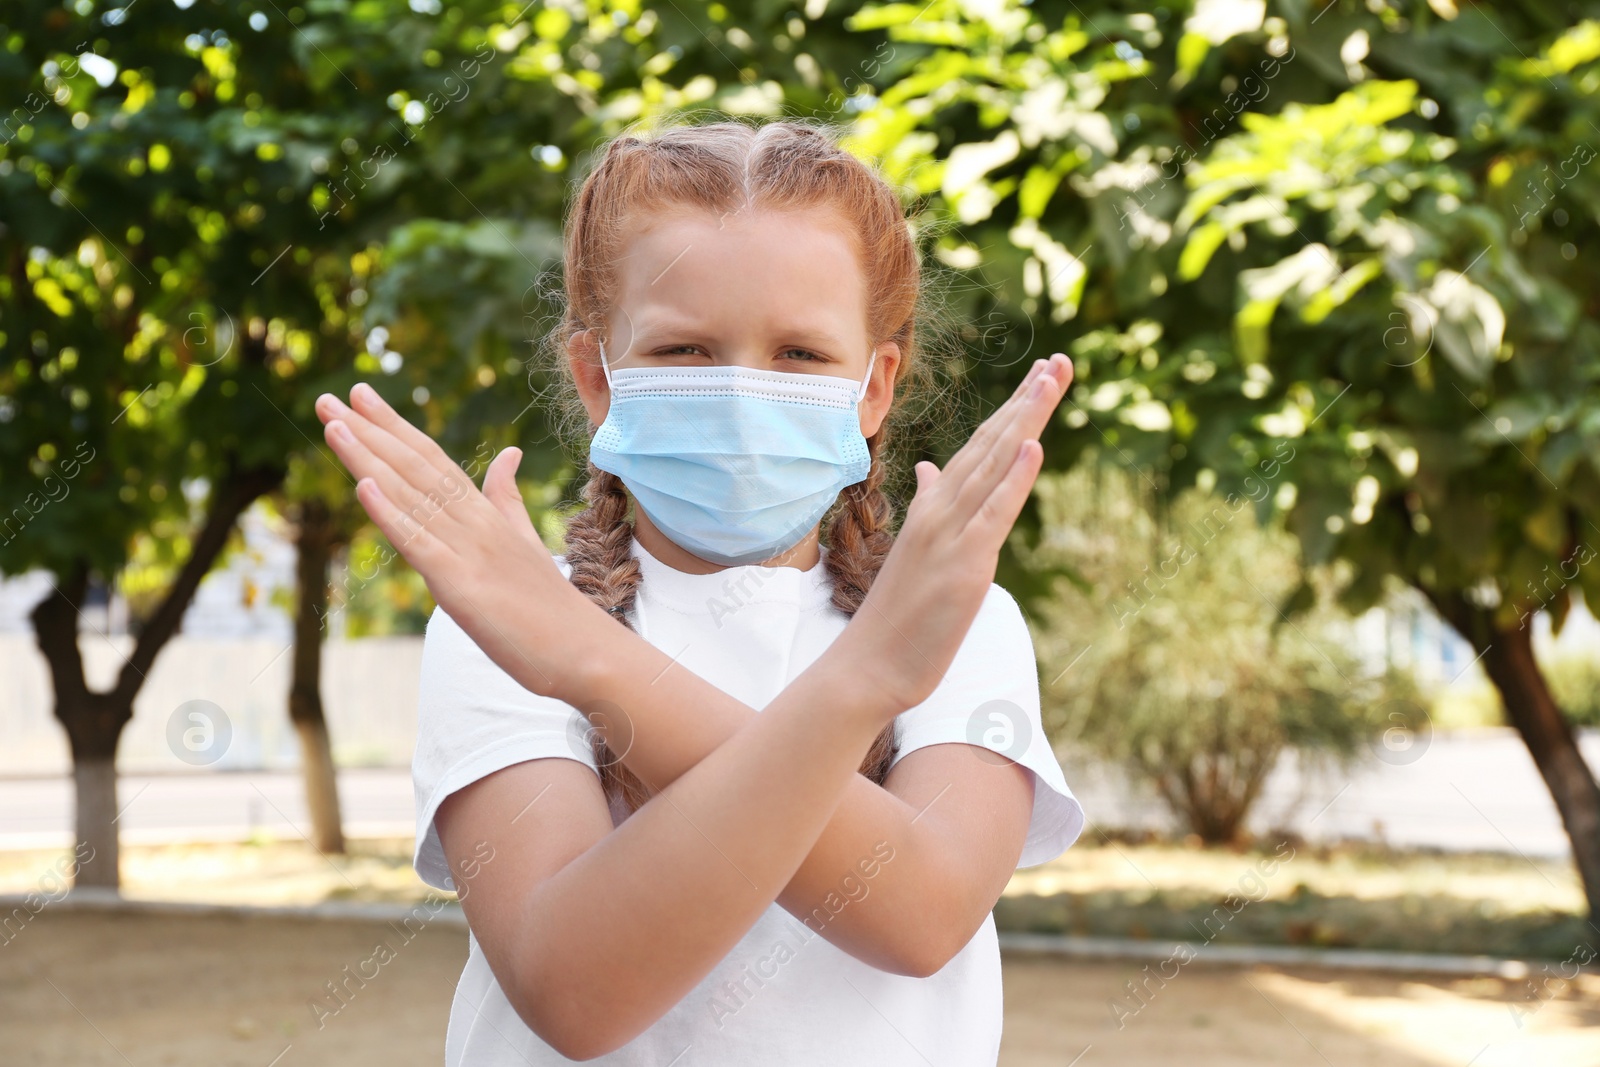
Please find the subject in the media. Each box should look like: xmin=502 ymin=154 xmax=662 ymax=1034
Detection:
xmin=2 ymin=911 xmax=1597 ymax=1066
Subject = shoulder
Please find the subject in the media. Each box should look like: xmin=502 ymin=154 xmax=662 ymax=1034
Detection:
xmin=977 ymin=581 xmax=1027 ymax=625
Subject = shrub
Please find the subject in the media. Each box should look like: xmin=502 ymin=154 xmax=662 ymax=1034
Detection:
xmin=1542 ymin=652 xmax=1600 ymax=728
xmin=1028 ymin=459 xmax=1416 ymax=844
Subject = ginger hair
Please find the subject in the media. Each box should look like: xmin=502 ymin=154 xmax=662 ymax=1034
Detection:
xmin=551 ymin=117 xmax=931 ymax=815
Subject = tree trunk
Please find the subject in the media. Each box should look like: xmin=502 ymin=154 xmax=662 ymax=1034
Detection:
xmin=33 ymin=566 xmax=127 ymax=890
xmin=290 ymin=497 xmax=345 ymax=855
xmin=31 ymin=464 xmax=283 ymax=891
xmin=72 ymin=757 xmax=119 ymax=890
xmin=1426 ymin=588 xmax=1600 ymax=919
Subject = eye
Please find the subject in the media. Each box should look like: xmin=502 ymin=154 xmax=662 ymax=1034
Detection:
xmin=780 ymin=348 xmax=826 ymax=362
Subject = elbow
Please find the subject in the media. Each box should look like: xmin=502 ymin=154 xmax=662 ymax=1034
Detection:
xmin=536 ymin=1023 xmax=615 ymax=1063
xmin=874 ymin=927 xmax=966 ymax=980
xmin=514 ymin=1007 xmax=625 ymax=1062
xmin=891 ymin=942 xmax=959 ymax=980
xmin=877 ymin=905 xmax=985 ymax=979
xmin=545 ymin=1033 xmax=620 ymax=1063
xmin=503 ymin=973 xmax=634 ymax=1061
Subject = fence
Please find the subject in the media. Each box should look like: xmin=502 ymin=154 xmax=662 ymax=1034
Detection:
xmin=0 ymin=634 xmax=424 ymax=776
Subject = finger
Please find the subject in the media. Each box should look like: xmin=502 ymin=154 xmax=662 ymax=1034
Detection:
xmin=964 ymin=438 xmax=1045 ymax=544
xmin=483 ymin=447 xmax=543 ymax=546
xmin=352 ymin=476 xmax=454 ymax=571
xmin=1013 ymin=354 xmax=1070 ymax=440
xmin=938 ymin=356 xmax=1056 ymax=487
xmin=348 ymin=382 xmax=466 ymax=482
xmin=1040 ymin=353 xmax=1073 ymax=395
xmin=323 ymin=394 xmax=480 ymax=527
xmin=324 ymin=419 xmax=466 ymax=538
xmin=322 ymin=389 xmax=470 ymax=505
xmin=913 ymin=460 xmax=940 ymax=495
xmin=946 ymin=369 xmax=1063 ymax=525
xmin=979 ymin=355 xmax=1069 ymax=455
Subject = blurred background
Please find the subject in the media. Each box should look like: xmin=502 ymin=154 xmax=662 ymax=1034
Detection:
xmin=2 ymin=0 xmax=1599 ymax=1063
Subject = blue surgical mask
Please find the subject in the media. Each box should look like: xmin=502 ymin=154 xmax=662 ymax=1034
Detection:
xmin=589 ymin=342 xmax=877 ymax=566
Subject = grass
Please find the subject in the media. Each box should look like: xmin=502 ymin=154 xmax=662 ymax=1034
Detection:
xmin=1000 ymin=830 xmax=1592 ymax=960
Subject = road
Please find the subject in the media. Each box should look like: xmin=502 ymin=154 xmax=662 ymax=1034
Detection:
xmin=1 ymin=728 xmax=1596 ymax=858
xmin=1063 ymin=726 xmax=1600 ymax=858
xmin=0 ymin=768 xmax=418 ymax=849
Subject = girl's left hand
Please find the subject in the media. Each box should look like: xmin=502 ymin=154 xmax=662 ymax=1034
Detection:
xmin=313 ymin=383 xmax=603 ymax=703
xmin=835 ymin=353 xmax=1073 ymax=716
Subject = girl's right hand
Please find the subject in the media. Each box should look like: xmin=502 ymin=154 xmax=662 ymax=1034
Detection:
xmin=313 ymin=384 xmax=613 ymax=706
xmin=840 ymin=353 xmax=1073 ymax=718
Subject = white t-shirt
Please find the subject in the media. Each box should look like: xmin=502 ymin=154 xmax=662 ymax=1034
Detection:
xmin=411 ymin=535 xmax=1085 ymax=1066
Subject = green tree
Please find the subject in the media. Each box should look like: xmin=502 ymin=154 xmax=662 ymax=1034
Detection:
xmin=845 ymin=0 xmax=1600 ymax=915
xmin=1 ymin=0 xmax=900 ymax=886
xmin=0 ymin=0 xmax=495 ymax=884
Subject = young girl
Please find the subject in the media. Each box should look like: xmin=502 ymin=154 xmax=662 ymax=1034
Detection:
xmin=314 ymin=119 xmax=1082 ymax=1066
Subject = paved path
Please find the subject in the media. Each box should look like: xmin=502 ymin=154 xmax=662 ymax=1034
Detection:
xmin=1 ymin=729 xmax=1596 ymax=857
xmin=0 ymin=768 xmax=417 ymax=849
xmin=1061 ymin=727 xmax=1600 ymax=859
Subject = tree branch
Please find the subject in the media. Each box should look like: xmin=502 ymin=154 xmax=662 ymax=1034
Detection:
xmin=112 ymin=461 xmax=284 ymax=705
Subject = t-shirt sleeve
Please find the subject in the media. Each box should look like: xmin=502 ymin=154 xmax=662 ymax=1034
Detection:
xmin=411 ymin=584 xmax=598 ymax=893
xmin=886 ymin=583 xmax=1085 ymax=868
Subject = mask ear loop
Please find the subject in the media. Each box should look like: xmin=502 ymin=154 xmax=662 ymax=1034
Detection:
xmin=856 ymin=346 xmax=877 ymax=407
xmin=597 ymin=339 xmax=615 ymax=391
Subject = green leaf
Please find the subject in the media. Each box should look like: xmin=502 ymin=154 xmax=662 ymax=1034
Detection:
xmin=847 ymin=2 xmax=942 ymax=31
xmin=1018 ymin=163 xmax=1064 ymax=219
xmin=1234 ymin=246 xmax=1340 ymax=363
xmin=1423 ymin=269 xmax=1505 ymax=382
xmin=1465 ymin=395 xmax=1556 ymax=446
xmin=1522 ymin=497 xmax=1568 ymax=554
xmin=1176 ymin=32 xmax=1211 ymax=81
xmin=1302 ymin=257 xmax=1385 ymax=324
xmin=1179 ymin=220 xmax=1229 ymax=280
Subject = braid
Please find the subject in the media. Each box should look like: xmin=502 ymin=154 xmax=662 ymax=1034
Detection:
xmin=823 ymin=433 xmax=902 ymax=786
xmin=564 ymin=461 xmax=654 ymax=814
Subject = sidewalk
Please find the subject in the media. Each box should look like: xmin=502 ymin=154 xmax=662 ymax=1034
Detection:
xmin=5 ymin=729 xmax=1599 ymax=856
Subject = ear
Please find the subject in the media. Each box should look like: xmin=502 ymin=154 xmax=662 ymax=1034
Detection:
xmin=567 ymin=328 xmax=610 ymax=426
xmin=859 ymin=340 xmax=902 ymax=440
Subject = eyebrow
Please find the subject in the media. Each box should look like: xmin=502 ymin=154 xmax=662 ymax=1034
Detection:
xmin=631 ymin=319 xmax=853 ymax=354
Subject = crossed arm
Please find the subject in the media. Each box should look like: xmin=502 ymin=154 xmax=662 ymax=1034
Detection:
xmin=314 ymin=353 xmax=1072 ymax=1058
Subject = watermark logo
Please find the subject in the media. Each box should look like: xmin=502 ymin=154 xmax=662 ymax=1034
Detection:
xmin=966 ymin=698 xmax=1033 ymax=766
xmin=166 ymin=699 xmax=232 ymax=766
xmin=566 ymin=698 xmax=635 ymax=768
xmin=1371 ymin=697 xmax=1431 ymax=767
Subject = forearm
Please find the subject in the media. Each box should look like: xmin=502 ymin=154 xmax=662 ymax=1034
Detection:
xmin=555 ymin=609 xmax=983 ymax=975
xmin=512 ymin=641 xmax=888 ymax=1059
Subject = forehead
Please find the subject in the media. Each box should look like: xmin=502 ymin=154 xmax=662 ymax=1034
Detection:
xmin=611 ymin=206 xmax=869 ymax=343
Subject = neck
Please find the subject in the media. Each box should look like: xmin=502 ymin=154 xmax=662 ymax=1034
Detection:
xmin=632 ymin=510 xmax=821 ymax=573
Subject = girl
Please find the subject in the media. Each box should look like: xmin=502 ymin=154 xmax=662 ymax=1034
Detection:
xmin=314 ymin=119 xmax=1083 ymax=1066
